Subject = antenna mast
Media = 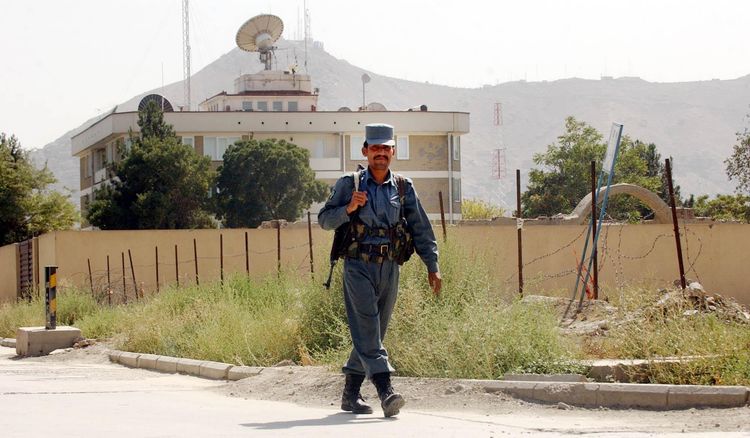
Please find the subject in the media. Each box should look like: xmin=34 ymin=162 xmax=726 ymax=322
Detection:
xmin=304 ymin=0 xmax=310 ymax=71
xmin=182 ymin=0 xmax=191 ymax=110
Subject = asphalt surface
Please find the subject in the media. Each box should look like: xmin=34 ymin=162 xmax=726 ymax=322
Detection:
xmin=0 ymin=346 xmax=746 ymax=437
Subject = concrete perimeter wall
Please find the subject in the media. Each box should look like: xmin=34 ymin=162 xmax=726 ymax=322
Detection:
xmin=0 ymin=244 xmax=18 ymax=303
xmin=1 ymin=222 xmax=748 ymax=305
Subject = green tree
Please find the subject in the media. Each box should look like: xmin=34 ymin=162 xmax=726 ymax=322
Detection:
xmin=87 ymin=101 xmax=216 ymax=229
xmin=522 ymin=117 xmax=674 ymax=221
xmin=462 ymin=198 xmax=505 ymax=219
xmin=0 ymin=133 xmax=77 ymax=245
xmin=725 ymin=127 xmax=750 ymax=195
xmin=216 ymin=138 xmax=328 ymax=228
xmin=693 ymin=194 xmax=750 ymax=223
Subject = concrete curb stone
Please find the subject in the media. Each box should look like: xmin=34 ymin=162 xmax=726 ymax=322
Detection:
xmin=176 ymin=358 xmax=203 ymax=376
xmin=199 ymin=361 xmax=231 ymax=380
xmin=1 ymin=338 xmax=16 ymax=348
xmin=228 ymin=366 xmax=264 ymax=381
xmin=155 ymin=356 xmax=179 ymax=374
xmin=118 ymin=351 xmax=140 ymax=368
xmin=136 ymin=353 xmax=160 ymax=370
xmin=104 ymin=350 xmax=750 ymax=410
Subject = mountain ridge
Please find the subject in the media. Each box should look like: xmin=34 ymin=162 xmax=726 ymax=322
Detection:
xmin=30 ymin=39 xmax=750 ymax=210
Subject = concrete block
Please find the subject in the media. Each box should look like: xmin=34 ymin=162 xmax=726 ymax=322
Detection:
xmin=596 ymin=383 xmax=668 ymax=409
xmin=482 ymin=381 xmax=537 ymax=400
xmin=533 ymin=382 xmax=599 ymax=406
xmin=118 ymin=352 xmax=140 ymax=368
xmin=227 ymin=366 xmax=263 ymax=381
xmin=136 ymin=353 xmax=160 ymax=370
xmin=1 ymin=338 xmax=16 ymax=348
xmin=177 ymin=358 xmax=203 ymax=376
xmin=198 ymin=361 xmax=231 ymax=380
xmin=504 ymin=373 xmax=588 ymax=383
xmin=154 ymin=356 xmax=179 ymax=374
xmin=16 ymin=326 xmax=81 ymax=357
xmin=667 ymin=385 xmax=749 ymax=409
xmin=107 ymin=350 xmax=123 ymax=363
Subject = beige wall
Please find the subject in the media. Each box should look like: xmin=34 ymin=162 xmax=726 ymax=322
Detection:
xmin=4 ymin=223 xmax=748 ymax=306
xmin=0 ymin=244 xmax=19 ymax=303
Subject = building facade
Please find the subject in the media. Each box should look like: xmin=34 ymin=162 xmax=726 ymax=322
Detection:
xmin=71 ymin=71 xmax=469 ymax=224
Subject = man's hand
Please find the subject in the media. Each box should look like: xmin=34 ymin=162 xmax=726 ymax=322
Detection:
xmin=346 ymin=191 xmax=367 ymax=214
xmin=428 ymin=271 xmax=442 ymax=296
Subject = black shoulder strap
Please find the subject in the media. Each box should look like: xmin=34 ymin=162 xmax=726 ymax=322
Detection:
xmin=395 ymin=174 xmax=406 ymax=220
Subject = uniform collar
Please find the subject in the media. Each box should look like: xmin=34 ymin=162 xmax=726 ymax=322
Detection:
xmin=364 ymin=167 xmax=396 ymax=187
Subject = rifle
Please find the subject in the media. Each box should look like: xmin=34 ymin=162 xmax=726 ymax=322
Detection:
xmin=323 ymin=164 xmax=365 ymax=289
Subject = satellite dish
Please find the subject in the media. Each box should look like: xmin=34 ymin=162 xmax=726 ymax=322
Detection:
xmin=236 ymin=14 xmax=284 ymax=70
xmin=338 ymin=107 xmax=352 ymax=112
xmin=366 ymin=102 xmax=387 ymax=111
xmin=138 ymin=94 xmax=174 ymax=112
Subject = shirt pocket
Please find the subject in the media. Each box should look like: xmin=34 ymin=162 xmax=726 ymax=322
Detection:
xmin=388 ymin=194 xmax=401 ymax=222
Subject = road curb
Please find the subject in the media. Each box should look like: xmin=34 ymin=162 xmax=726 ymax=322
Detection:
xmin=480 ymin=380 xmax=750 ymax=409
xmin=107 ymin=349 xmax=262 ymax=382
xmin=0 ymin=338 xmax=16 ymax=348
xmin=106 ymin=349 xmax=750 ymax=410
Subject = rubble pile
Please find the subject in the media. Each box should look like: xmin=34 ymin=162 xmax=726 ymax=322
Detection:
xmin=655 ymin=281 xmax=750 ymax=324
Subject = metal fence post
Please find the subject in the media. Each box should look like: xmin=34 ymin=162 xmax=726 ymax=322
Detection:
xmin=44 ymin=266 xmax=57 ymax=330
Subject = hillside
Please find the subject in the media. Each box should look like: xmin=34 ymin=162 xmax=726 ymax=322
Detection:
xmin=30 ymin=39 xmax=750 ymax=210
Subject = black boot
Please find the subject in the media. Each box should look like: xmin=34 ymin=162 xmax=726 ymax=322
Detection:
xmin=341 ymin=373 xmax=373 ymax=414
xmin=372 ymin=372 xmax=405 ymax=417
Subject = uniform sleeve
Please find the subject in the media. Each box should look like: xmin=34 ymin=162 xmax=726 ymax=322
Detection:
xmin=402 ymin=179 xmax=439 ymax=273
xmin=318 ymin=176 xmax=353 ymax=230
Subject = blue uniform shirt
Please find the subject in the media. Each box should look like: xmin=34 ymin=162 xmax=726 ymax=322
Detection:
xmin=318 ymin=168 xmax=439 ymax=273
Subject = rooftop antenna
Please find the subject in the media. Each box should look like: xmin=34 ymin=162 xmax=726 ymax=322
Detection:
xmin=304 ymin=0 xmax=311 ymax=71
xmin=236 ymin=14 xmax=284 ymax=71
xmin=182 ymin=0 xmax=191 ymax=110
xmin=361 ymin=73 xmax=371 ymax=110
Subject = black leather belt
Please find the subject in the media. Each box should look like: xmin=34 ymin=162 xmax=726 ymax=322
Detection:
xmin=358 ymin=243 xmax=392 ymax=256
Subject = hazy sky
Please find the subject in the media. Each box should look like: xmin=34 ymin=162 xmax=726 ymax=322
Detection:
xmin=2 ymin=0 xmax=749 ymax=150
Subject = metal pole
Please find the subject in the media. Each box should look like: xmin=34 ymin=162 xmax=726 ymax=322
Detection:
xmin=44 ymin=266 xmax=57 ymax=330
xmin=438 ymin=191 xmax=447 ymax=242
xmin=516 ymin=169 xmax=524 ymax=296
xmin=106 ymin=255 xmax=112 ymax=306
xmin=244 ymin=231 xmax=249 ymax=276
xmin=307 ymin=211 xmax=314 ymax=276
xmin=87 ymin=258 xmax=94 ymax=298
xmin=128 ymin=249 xmax=138 ymax=300
xmin=121 ymin=252 xmax=127 ymax=304
xmin=665 ymin=158 xmax=687 ymax=289
xmin=220 ymin=234 xmax=224 ymax=284
xmin=155 ymin=246 xmax=160 ymax=293
xmin=193 ymin=238 xmax=199 ymax=286
xmin=590 ymin=161 xmax=599 ymax=299
xmin=174 ymin=244 xmax=179 ymax=288
xmin=276 ymin=220 xmax=281 ymax=276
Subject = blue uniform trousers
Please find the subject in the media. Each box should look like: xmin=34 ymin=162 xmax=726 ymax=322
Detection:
xmin=341 ymin=257 xmax=400 ymax=377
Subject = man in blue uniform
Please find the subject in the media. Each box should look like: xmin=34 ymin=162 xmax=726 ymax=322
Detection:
xmin=318 ymin=123 xmax=442 ymax=417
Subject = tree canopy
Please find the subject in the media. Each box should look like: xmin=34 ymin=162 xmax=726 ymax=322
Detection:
xmin=521 ymin=116 xmax=681 ymax=220
xmin=0 ymin=133 xmax=77 ymax=245
xmin=86 ymin=101 xmax=216 ymax=229
xmin=215 ymin=138 xmax=328 ymax=228
xmin=725 ymin=127 xmax=750 ymax=195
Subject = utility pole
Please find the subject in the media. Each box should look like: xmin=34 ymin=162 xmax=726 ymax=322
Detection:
xmin=182 ymin=0 xmax=191 ymax=111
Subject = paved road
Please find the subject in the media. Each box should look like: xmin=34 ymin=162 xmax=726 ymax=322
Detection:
xmin=0 ymin=346 xmax=744 ymax=437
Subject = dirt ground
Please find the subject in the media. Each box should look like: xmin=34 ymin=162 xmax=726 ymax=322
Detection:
xmin=15 ymin=343 xmax=750 ymax=434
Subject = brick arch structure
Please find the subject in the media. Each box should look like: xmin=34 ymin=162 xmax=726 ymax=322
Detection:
xmin=568 ymin=183 xmax=672 ymax=224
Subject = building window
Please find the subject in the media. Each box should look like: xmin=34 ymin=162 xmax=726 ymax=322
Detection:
xmin=453 ymin=135 xmax=461 ymax=161
xmin=396 ymin=135 xmax=409 ymax=160
xmin=257 ymin=101 xmax=268 ymax=112
xmin=312 ymin=138 xmax=338 ymax=158
xmin=181 ymin=136 xmax=194 ymax=148
xmin=452 ymin=177 xmax=461 ymax=202
xmin=106 ymin=143 xmax=114 ymax=163
xmin=272 ymin=101 xmax=283 ymax=112
xmin=288 ymin=101 xmax=298 ymax=112
xmin=204 ymin=136 xmax=240 ymax=160
xmin=242 ymin=101 xmax=253 ymax=111
xmin=350 ymin=135 xmax=364 ymax=160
